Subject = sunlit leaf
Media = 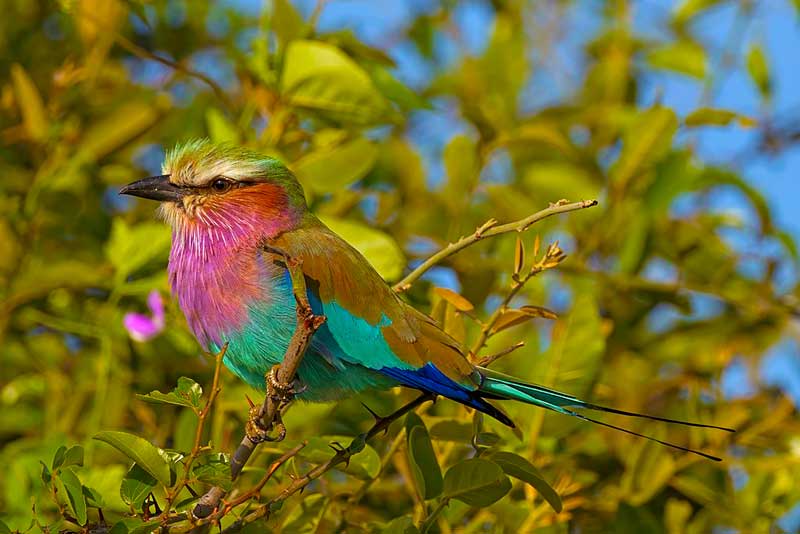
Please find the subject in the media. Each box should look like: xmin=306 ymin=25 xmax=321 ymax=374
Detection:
xmin=93 ymin=431 xmax=171 ymax=486
xmin=282 ymin=40 xmax=387 ymax=123
xmin=272 ymin=0 xmax=305 ymax=46
xmin=318 ymin=215 xmax=405 ymax=281
xmin=205 ymin=108 xmax=239 ymax=144
xmin=746 ymin=43 xmax=771 ymax=99
xmin=685 ymin=108 xmax=756 ymax=128
xmin=611 ymin=106 xmax=678 ymax=190
xmin=10 ymin=64 xmax=48 ymax=142
xmin=105 ymin=219 xmax=171 ymax=283
xmin=136 ymin=377 xmax=203 ymax=410
xmin=647 ymin=41 xmax=707 ymax=79
xmin=75 ymin=96 xmax=170 ymax=163
xmin=293 ymin=137 xmax=378 ymax=194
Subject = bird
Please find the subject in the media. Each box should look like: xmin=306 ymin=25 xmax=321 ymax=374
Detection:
xmin=120 ymin=139 xmax=733 ymax=460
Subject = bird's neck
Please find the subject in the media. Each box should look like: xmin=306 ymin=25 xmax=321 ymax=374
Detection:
xmin=167 ymin=197 xmax=302 ymax=348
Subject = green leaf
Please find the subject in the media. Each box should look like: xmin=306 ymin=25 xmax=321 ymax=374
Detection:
xmin=369 ymin=66 xmax=431 ymax=111
xmin=523 ymin=161 xmax=599 ymax=208
xmin=611 ymin=106 xmax=678 ymax=190
xmin=205 ymin=108 xmax=239 ymax=144
xmin=52 ymin=445 xmax=67 ymax=470
xmin=293 ymin=137 xmax=378 ymax=194
xmin=272 ymin=0 xmax=305 ymax=46
xmin=647 ymin=41 xmax=707 ymax=79
xmin=685 ymin=108 xmax=755 ymax=128
xmin=136 ymin=377 xmax=203 ymax=410
xmin=0 ymin=519 xmax=11 ymax=534
xmin=317 ymin=215 xmax=405 ymax=281
xmin=75 ymin=96 xmax=170 ymax=163
xmin=120 ymin=463 xmax=157 ymax=509
xmin=193 ymin=453 xmax=232 ymax=491
xmin=40 ymin=460 xmax=52 ymax=484
xmin=488 ymin=451 xmax=562 ymax=512
xmin=673 ymin=0 xmax=724 ymax=23
xmin=280 ymin=493 xmax=327 ymax=534
xmin=443 ymin=135 xmax=478 ymax=209
xmin=82 ymin=485 xmax=105 ymax=508
xmin=746 ymin=43 xmax=771 ymax=99
xmin=281 ymin=40 xmax=387 ymax=124
xmin=105 ymin=219 xmax=171 ymax=283
xmin=63 ymin=445 xmax=84 ymax=468
xmin=93 ymin=431 xmax=171 ymax=486
xmin=406 ymin=419 xmax=443 ymax=500
xmin=442 ymin=458 xmax=512 ymax=507
xmin=11 ymin=64 xmax=48 ymax=142
xmin=57 ymin=467 xmax=88 ymax=525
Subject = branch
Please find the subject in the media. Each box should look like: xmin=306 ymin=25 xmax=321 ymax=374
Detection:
xmin=392 ymin=199 xmax=598 ymax=292
xmin=113 ymin=34 xmax=233 ymax=111
xmin=216 ymin=394 xmax=435 ymax=533
xmin=162 ymin=345 xmax=226 ymax=516
xmin=193 ymin=249 xmax=325 ymax=519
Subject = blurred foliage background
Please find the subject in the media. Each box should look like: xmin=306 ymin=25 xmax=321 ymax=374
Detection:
xmin=2 ymin=0 xmax=800 ymax=532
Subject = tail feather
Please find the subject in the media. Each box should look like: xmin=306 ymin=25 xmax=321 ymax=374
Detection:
xmin=477 ymin=367 xmax=734 ymax=461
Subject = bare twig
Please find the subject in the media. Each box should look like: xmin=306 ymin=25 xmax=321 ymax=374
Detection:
xmin=113 ymin=34 xmax=233 ymax=111
xmin=469 ymin=241 xmax=566 ymax=359
xmin=477 ymin=341 xmax=526 ymax=367
xmin=392 ymin=199 xmax=598 ymax=292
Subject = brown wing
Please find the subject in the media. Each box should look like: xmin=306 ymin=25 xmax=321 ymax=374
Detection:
xmin=269 ymin=216 xmax=478 ymax=387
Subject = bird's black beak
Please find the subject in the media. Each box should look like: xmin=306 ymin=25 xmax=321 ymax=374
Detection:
xmin=119 ymin=174 xmax=185 ymax=202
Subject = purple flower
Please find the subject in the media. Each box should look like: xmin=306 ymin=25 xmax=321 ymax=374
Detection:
xmin=124 ymin=290 xmax=166 ymax=342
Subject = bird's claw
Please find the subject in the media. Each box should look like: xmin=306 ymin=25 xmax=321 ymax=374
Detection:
xmin=245 ymin=401 xmax=286 ymax=443
xmin=267 ymin=366 xmax=305 ymax=403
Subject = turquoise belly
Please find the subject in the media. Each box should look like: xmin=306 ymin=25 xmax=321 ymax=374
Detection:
xmin=209 ymin=272 xmax=394 ymax=401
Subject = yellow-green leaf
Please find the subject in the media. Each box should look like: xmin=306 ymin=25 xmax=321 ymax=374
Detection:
xmin=746 ymin=44 xmax=771 ymax=99
xmin=11 ymin=64 xmax=48 ymax=142
xmin=685 ymin=108 xmax=756 ymax=128
xmin=93 ymin=431 xmax=171 ymax=486
xmin=293 ymin=137 xmax=378 ymax=194
xmin=647 ymin=41 xmax=707 ymax=79
xmin=318 ymin=215 xmax=405 ymax=281
xmin=433 ymin=287 xmax=474 ymax=312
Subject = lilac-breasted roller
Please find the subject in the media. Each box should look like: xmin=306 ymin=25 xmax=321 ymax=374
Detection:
xmin=120 ymin=140 xmax=732 ymax=460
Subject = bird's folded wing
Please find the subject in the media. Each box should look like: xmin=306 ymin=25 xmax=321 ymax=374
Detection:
xmin=268 ymin=217 xmax=478 ymax=388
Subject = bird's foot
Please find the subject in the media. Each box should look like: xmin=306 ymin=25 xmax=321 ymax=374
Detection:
xmin=245 ymin=400 xmax=286 ymax=443
xmin=267 ymin=365 xmax=305 ymax=403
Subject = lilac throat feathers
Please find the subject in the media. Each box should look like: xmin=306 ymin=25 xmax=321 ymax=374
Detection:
xmin=166 ymin=195 xmax=298 ymax=348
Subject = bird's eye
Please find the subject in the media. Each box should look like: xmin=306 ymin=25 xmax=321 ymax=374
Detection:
xmin=210 ymin=178 xmax=232 ymax=193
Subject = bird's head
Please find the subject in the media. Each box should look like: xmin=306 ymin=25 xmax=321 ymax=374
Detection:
xmin=120 ymin=140 xmax=307 ymax=237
